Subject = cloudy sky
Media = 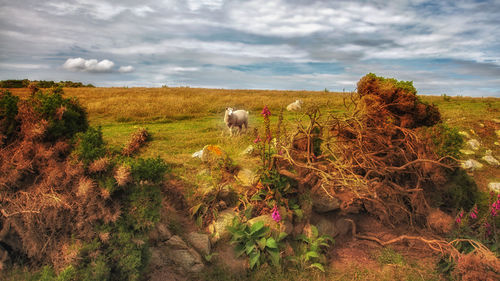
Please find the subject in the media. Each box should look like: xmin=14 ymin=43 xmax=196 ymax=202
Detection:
xmin=1 ymin=0 xmax=499 ymax=96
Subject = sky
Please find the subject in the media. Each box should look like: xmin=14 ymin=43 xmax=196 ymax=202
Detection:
xmin=0 ymin=0 xmax=500 ymax=96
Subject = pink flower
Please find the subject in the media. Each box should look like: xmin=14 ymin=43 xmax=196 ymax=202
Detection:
xmin=271 ymin=206 xmax=281 ymax=222
xmin=261 ymin=106 xmax=271 ymax=117
xmin=254 ymin=136 xmax=262 ymax=143
xmin=470 ymin=206 xmax=478 ymax=219
xmin=456 ymin=210 xmax=464 ymax=224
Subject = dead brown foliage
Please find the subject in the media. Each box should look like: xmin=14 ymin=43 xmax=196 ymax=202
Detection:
xmin=0 ymin=100 xmax=120 ymax=269
xmin=122 ymin=127 xmax=149 ymax=156
xmin=453 ymin=252 xmax=500 ymax=281
xmin=277 ymin=74 xmax=453 ymax=227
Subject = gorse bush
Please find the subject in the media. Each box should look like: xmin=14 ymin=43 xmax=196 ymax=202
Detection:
xmin=29 ymin=88 xmax=88 ymax=141
xmin=419 ymin=123 xmax=463 ymax=159
xmin=129 ymin=157 xmax=169 ymax=183
xmin=0 ymin=90 xmax=19 ymax=141
xmin=74 ymin=126 xmax=107 ymax=165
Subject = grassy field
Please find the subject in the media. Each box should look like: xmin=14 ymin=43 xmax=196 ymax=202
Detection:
xmin=6 ymin=87 xmax=500 ymax=280
xmin=8 ymin=87 xmax=500 ymax=188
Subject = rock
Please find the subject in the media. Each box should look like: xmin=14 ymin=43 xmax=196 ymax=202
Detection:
xmin=241 ymin=145 xmax=254 ymax=156
xmin=187 ymin=232 xmax=211 ymax=256
xmin=207 ymin=209 xmax=237 ymax=243
xmin=488 ymin=182 xmax=500 ymax=193
xmin=495 ymin=142 xmax=500 ymax=146
xmin=461 ymin=159 xmax=483 ymax=171
xmin=247 ymin=214 xmax=293 ymax=234
xmin=236 ymin=168 xmax=258 ymax=187
xmin=314 ymin=216 xmax=338 ymax=238
xmin=459 ymin=131 xmax=470 ymax=138
xmin=467 ymin=139 xmax=480 ymax=150
xmin=311 ymin=188 xmax=341 ymax=213
xmin=166 ymin=248 xmax=204 ymax=273
xmin=164 ymin=236 xmax=205 ymax=274
xmin=493 ymin=118 xmax=500 ymax=124
xmin=149 ymin=247 xmax=165 ymax=269
xmin=459 ymin=149 xmax=475 ymax=155
xmin=166 ymin=235 xmax=188 ymax=250
xmin=192 ymin=149 xmax=203 ymax=159
xmin=479 ymin=123 xmax=485 ymax=128
xmin=335 ymin=218 xmax=352 ymax=237
xmin=155 ymin=223 xmax=172 ymax=241
xmin=482 ymin=155 xmax=500 ymax=166
xmin=496 ymin=130 xmax=500 ymax=138
xmin=0 ymin=245 xmax=9 ymax=271
xmin=427 ymin=208 xmax=453 ymax=234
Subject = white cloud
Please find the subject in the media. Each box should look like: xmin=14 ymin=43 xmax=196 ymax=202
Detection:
xmin=118 ymin=65 xmax=135 ymax=73
xmin=0 ymin=63 xmax=49 ymax=69
xmin=62 ymin=58 xmax=115 ymax=72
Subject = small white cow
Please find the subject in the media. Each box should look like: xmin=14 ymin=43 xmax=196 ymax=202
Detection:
xmin=286 ymin=99 xmax=303 ymax=111
xmin=224 ymin=107 xmax=249 ymax=136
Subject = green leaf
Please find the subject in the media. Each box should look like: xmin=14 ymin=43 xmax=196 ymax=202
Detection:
xmin=245 ymin=241 xmax=255 ymax=255
xmin=266 ymin=237 xmax=278 ymax=249
xmin=267 ymin=248 xmax=280 ymax=267
xmin=277 ymin=232 xmax=288 ymax=242
xmin=310 ymin=263 xmax=325 ymax=272
xmin=190 ymin=203 xmax=203 ymax=217
xmin=252 ymin=226 xmax=269 ymax=238
xmin=293 ymin=209 xmax=303 ymax=220
xmin=249 ymin=250 xmax=260 ymax=269
xmin=244 ymin=205 xmax=253 ymax=219
xmin=250 ymin=221 xmax=265 ymax=235
xmin=234 ymin=244 xmax=246 ymax=257
xmin=305 ymin=251 xmax=319 ymax=261
xmin=257 ymin=237 xmax=266 ymax=250
xmin=311 ymin=225 xmax=318 ymax=239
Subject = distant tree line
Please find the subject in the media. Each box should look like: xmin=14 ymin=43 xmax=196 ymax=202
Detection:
xmin=0 ymin=79 xmax=95 ymax=88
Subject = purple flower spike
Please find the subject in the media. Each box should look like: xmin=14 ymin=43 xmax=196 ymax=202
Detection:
xmin=271 ymin=206 xmax=281 ymax=222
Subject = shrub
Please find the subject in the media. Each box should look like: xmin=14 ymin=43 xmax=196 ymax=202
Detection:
xmin=0 ymin=90 xmax=19 ymax=141
xmin=129 ymin=157 xmax=169 ymax=183
xmin=74 ymin=126 xmax=107 ymax=165
xmin=440 ymin=169 xmax=480 ymax=210
xmin=419 ymin=123 xmax=464 ymax=159
xmin=29 ymin=88 xmax=88 ymax=141
xmin=127 ymin=184 xmax=162 ymax=231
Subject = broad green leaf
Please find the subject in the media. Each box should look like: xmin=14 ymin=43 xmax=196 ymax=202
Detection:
xmin=257 ymin=237 xmax=266 ymax=250
xmin=245 ymin=241 xmax=255 ymax=255
xmin=267 ymin=248 xmax=280 ymax=267
xmin=310 ymin=263 xmax=325 ymax=272
xmin=266 ymin=237 xmax=278 ymax=249
xmin=234 ymin=244 xmax=246 ymax=257
xmin=250 ymin=221 xmax=265 ymax=234
xmin=278 ymin=232 xmax=288 ymax=242
xmin=249 ymin=250 xmax=260 ymax=269
xmin=251 ymin=226 xmax=270 ymax=238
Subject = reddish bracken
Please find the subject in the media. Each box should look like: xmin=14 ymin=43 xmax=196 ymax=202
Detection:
xmin=122 ymin=127 xmax=150 ymax=156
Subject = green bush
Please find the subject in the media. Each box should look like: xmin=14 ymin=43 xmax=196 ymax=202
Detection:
xmin=127 ymin=184 xmax=162 ymax=231
xmin=74 ymin=126 xmax=107 ymax=165
xmin=0 ymin=90 xmax=19 ymax=140
xmin=30 ymin=88 xmax=88 ymax=141
xmin=129 ymin=157 xmax=169 ymax=183
xmin=422 ymin=123 xmax=463 ymax=158
xmin=441 ymin=169 xmax=480 ymax=210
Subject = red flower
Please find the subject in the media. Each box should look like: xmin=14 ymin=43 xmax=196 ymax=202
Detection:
xmin=261 ymin=106 xmax=271 ymax=117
